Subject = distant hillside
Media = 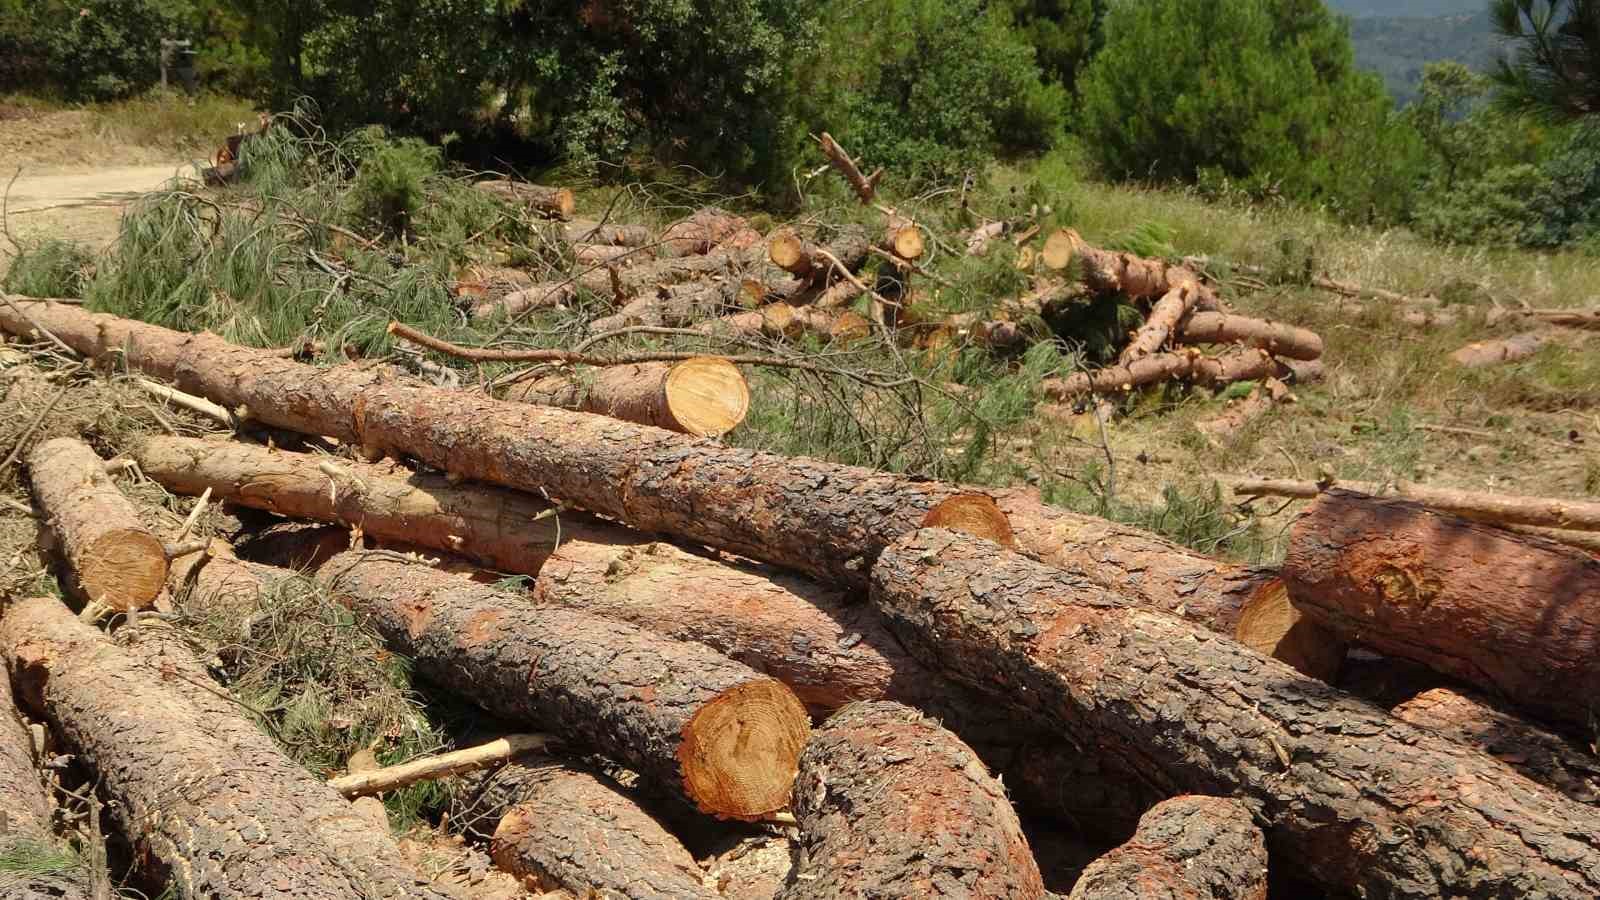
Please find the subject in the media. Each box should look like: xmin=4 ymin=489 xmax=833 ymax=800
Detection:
xmin=1326 ymin=1 xmax=1507 ymax=105
xmin=1326 ymin=0 xmax=1483 ymax=17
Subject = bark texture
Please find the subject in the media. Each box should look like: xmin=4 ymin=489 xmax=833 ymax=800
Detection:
xmin=818 ymin=133 xmax=880 ymax=203
xmin=28 ymin=436 xmax=166 ymax=610
xmin=474 ymin=180 xmax=575 ymax=218
xmin=767 ymin=226 xmax=873 ymax=280
xmin=562 ymin=220 xmax=651 ymax=247
xmin=1283 ymin=490 xmax=1600 ymax=727
xmin=473 ymin=242 xmax=755 ymax=319
xmin=502 ymin=358 xmax=749 ymax=437
xmin=1119 ymin=282 xmax=1201 ymax=364
xmin=0 ymin=595 xmax=456 ymax=900
xmin=317 ymin=551 xmax=809 ymax=819
xmin=658 ymin=208 xmax=750 ymax=257
xmin=589 ymin=278 xmax=744 ymax=334
xmin=1041 ymin=348 xmax=1279 ymax=400
xmin=1178 ymin=311 xmax=1324 ymax=361
xmin=1234 ymin=476 xmax=1600 ymax=532
xmin=869 ymin=528 xmax=1600 ymax=899
xmin=1067 ymin=796 xmax=1267 ymax=900
xmin=779 ymin=701 xmax=1045 ymax=900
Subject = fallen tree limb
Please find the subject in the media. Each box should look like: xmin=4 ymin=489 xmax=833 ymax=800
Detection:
xmin=778 ymin=701 xmax=1045 ymax=900
xmin=471 ymin=241 xmax=757 ymax=319
xmin=29 ymin=437 xmax=167 ymax=611
xmin=474 ymin=180 xmax=575 ymax=219
xmin=869 ymin=528 xmax=1600 ymax=897
xmin=1178 ymin=311 xmax=1324 ymax=361
xmin=1043 ymin=229 xmax=1224 ymax=311
xmin=1041 ymin=347 xmax=1280 ymax=400
xmin=328 ymin=734 xmax=550 ymax=798
xmin=817 ymin=133 xmax=881 ymax=203
xmin=1451 ymin=330 xmax=1556 ymax=367
xmin=1515 ymin=307 xmax=1600 ymax=330
xmin=318 ymin=551 xmax=809 ymax=819
xmin=1119 ymin=281 xmax=1201 ymax=364
xmin=657 ymin=207 xmax=751 ymax=257
xmin=0 ymin=595 xmax=455 ymax=899
xmin=502 ymin=358 xmax=749 ymax=437
xmin=1231 ymin=476 xmax=1600 ymax=532
xmin=572 ymin=242 xmax=637 ymax=267
xmin=1282 ymin=490 xmax=1600 ymax=728
xmin=1067 ymin=796 xmax=1267 ymax=900
xmin=563 ymin=220 xmax=651 ymax=247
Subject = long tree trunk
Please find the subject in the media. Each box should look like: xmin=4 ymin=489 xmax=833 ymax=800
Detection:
xmin=869 ymin=528 xmax=1600 ymax=898
xmin=316 ymin=551 xmax=809 ymax=820
xmin=472 ymin=242 xmax=757 ymax=320
xmin=0 ymin=595 xmax=458 ymax=900
xmin=1068 ymin=796 xmax=1267 ymax=900
xmin=1041 ymin=347 xmax=1280 ymax=400
xmin=1232 ymin=476 xmax=1600 ymax=533
xmin=28 ymin=437 xmax=166 ymax=611
xmin=502 ymin=358 xmax=750 ymax=437
xmin=474 ymin=180 xmax=575 ymax=219
xmin=1178 ymin=311 xmax=1324 ymax=361
xmin=1282 ymin=489 xmax=1600 ymax=728
xmin=133 ymin=437 xmax=615 ymax=577
xmin=778 ymin=701 xmax=1045 ymax=900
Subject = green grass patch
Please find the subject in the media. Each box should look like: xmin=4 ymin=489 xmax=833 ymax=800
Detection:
xmin=88 ymin=91 xmax=259 ymax=157
xmin=1 ymin=239 xmax=95 ymax=298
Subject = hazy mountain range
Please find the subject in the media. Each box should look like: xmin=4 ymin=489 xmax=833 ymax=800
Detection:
xmin=1325 ymin=0 xmax=1508 ymax=105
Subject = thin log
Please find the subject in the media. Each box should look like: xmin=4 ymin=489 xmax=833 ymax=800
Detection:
xmin=1068 ymin=796 xmax=1267 ymax=900
xmin=658 ymin=208 xmax=750 ymax=258
xmin=1120 ymin=281 xmax=1201 ymax=364
xmin=1282 ymin=489 xmax=1600 ymax=728
xmin=869 ymin=528 xmax=1600 ymax=897
xmin=698 ymin=303 xmax=870 ymax=344
xmin=1041 ymin=347 xmax=1279 ymax=400
xmin=450 ymin=265 xmax=535 ymax=302
xmin=28 ymin=437 xmax=167 ymax=610
xmin=572 ymin=242 xmax=637 ymax=267
xmin=1451 ymin=330 xmax=1556 ymax=367
xmin=1517 ymin=307 xmax=1600 ymax=330
xmin=563 ymin=220 xmax=651 ymax=247
xmin=1178 ymin=311 xmax=1324 ymax=361
xmin=502 ymin=358 xmax=750 ymax=437
xmin=474 ymin=180 xmax=576 ymax=219
xmin=1312 ymin=274 xmax=1438 ymax=308
xmin=328 ymin=735 xmax=551 ymax=798
xmin=0 ymin=596 xmax=457 ymax=899
xmin=1043 ymin=229 xmax=1225 ymax=311
xmin=317 ymin=551 xmax=810 ymax=820
xmin=817 ymin=133 xmax=881 ymax=203
xmin=135 ymin=377 xmax=238 ymax=428
xmin=1231 ymin=476 xmax=1600 ymax=532
xmin=472 ymin=241 xmax=755 ymax=320
xmin=778 ymin=701 xmax=1045 ymax=900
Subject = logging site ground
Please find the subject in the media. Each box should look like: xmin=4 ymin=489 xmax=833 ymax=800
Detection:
xmin=2 ymin=94 xmax=1600 ymax=900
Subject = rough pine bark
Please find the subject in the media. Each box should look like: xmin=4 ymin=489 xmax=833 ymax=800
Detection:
xmin=767 ymin=226 xmax=872 ymax=280
xmin=473 ymin=180 xmax=575 ymax=218
xmin=473 ymin=242 xmax=756 ymax=319
xmin=658 ymin=208 xmax=750 ymax=257
xmin=502 ymin=358 xmax=749 ymax=437
xmin=1119 ymin=281 xmax=1201 ymax=364
xmin=317 ymin=551 xmax=809 ymax=819
xmin=817 ymin=133 xmax=880 ymax=204
xmin=1283 ymin=490 xmax=1600 ymax=727
xmin=0 ymin=652 xmax=93 ymax=900
xmin=589 ymin=277 xmax=745 ymax=334
xmin=1041 ymin=348 xmax=1280 ymax=400
xmin=869 ymin=528 xmax=1600 ymax=898
xmin=1067 ymin=796 xmax=1267 ymax=900
xmin=450 ymin=265 xmax=535 ymax=303
xmin=27 ymin=436 xmax=167 ymax=610
xmin=1178 ymin=312 xmax=1324 ymax=361
xmin=563 ymin=220 xmax=652 ymax=247
xmin=572 ymin=242 xmax=637 ymax=267
xmin=0 ymin=596 xmax=458 ymax=900
xmin=778 ymin=701 xmax=1045 ymax=900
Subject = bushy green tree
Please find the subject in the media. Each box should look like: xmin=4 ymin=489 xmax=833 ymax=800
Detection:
xmin=1076 ymin=0 xmax=1422 ymax=220
xmin=998 ymin=0 xmax=1107 ymax=90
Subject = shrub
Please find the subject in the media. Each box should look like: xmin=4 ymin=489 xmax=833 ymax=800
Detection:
xmin=343 ymin=128 xmax=442 ymax=237
xmin=1 ymin=240 xmax=95 ymax=298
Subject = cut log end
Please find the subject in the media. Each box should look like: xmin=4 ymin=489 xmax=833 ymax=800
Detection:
xmin=1042 ymin=229 xmax=1075 ymax=270
xmin=1233 ymin=580 xmax=1344 ymax=682
xmin=664 ymin=357 xmax=751 ymax=438
xmin=921 ymin=494 xmax=1017 ymax=548
xmin=768 ymin=231 xmax=808 ymax=274
xmin=889 ymin=225 xmax=925 ymax=261
xmin=82 ymin=529 xmax=168 ymax=611
xmin=678 ymin=678 xmax=809 ymax=819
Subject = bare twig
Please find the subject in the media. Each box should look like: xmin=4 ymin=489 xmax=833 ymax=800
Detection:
xmin=175 ymin=486 xmax=213 ymax=542
xmin=0 ymin=363 xmax=84 ymax=472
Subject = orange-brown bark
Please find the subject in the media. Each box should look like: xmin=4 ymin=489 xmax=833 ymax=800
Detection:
xmin=1068 ymin=796 xmax=1267 ymax=900
xmin=658 ymin=207 xmax=751 ymax=257
xmin=474 ymin=180 xmax=575 ymax=219
xmin=562 ymin=220 xmax=652 ymax=247
xmin=1179 ymin=311 xmax=1324 ymax=361
xmin=1120 ymin=281 xmax=1201 ymax=363
xmin=818 ymin=133 xmax=881 ymax=204
xmin=1451 ymin=330 xmax=1556 ymax=367
xmin=1041 ymin=347 xmax=1279 ymax=400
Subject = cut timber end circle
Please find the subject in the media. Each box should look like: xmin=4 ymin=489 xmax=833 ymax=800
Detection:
xmin=830 ymin=311 xmax=872 ymax=343
xmin=84 ymin=529 xmax=168 ymax=611
xmin=665 ymin=357 xmax=750 ymax=438
xmin=1234 ymin=580 xmax=1345 ymax=682
xmin=889 ymin=225 xmax=925 ymax=262
xmin=677 ymin=678 xmax=809 ymax=820
xmin=1041 ymin=229 xmax=1075 ymax=270
xmin=921 ymin=494 xmax=1017 ymax=548
xmin=768 ymin=231 xmax=808 ymax=274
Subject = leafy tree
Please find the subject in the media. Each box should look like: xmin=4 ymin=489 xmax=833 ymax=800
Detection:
xmin=1491 ymin=0 xmax=1600 ymax=119
xmin=998 ymin=0 xmax=1107 ymax=89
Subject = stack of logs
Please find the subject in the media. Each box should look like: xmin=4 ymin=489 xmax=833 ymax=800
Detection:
xmin=5 ymin=297 xmax=1600 ymax=899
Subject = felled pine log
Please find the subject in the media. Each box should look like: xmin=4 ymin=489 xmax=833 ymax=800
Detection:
xmin=1041 ymin=346 xmax=1281 ymax=401
xmin=1232 ymin=476 xmax=1600 ymax=532
xmin=1450 ymin=329 xmax=1556 ymax=367
xmin=1178 ymin=311 xmax=1323 ymax=361
xmin=777 ymin=701 xmax=1045 ymax=900
xmin=474 ymin=179 xmax=575 ymax=219
xmin=767 ymin=226 xmax=873 ymax=280
xmin=28 ymin=437 xmax=167 ymax=611
xmin=474 ymin=237 xmax=757 ymax=320
xmin=562 ymin=219 xmax=652 ymax=247
xmin=1067 ymin=796 xmax=1267 ymax=900
xmin=588 ymin=277 xmax=746 ymax=335
xmin=317 ymin=551 xmax=809 ymax=820
xmin=449 ymin=264 xmax=535 ymax=302
xmin=1043 ymin=229 xmax=1223 ymax=311
xmin=869 ymin=528 xmax=1600 ymax=898
xmin=697 ymin=302 xmax=871 ymax=344
xmin=1282 ymin=490 xmax=1600 ymax=728
xmin=658 ymin=207 xmax=752 ymax=257
xmin=1118 ymin=280 xmax=1202 ymax=364
xmin=501 ymin=358 xmax=750 ymax=437
xmin=0 ymin=596 xmax=456 ymax=900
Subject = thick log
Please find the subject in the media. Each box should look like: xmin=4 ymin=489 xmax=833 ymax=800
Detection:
xmin=658 ymin=208 xmax=750 ymax=257
xmin=1 ymin=653 xmax=94 ymax=900
xmin=1069 ymin=796 xmax=1265 ymax=900
xmin=589 ymin=277 xmax=744 ymax=334
xmin=562 ymin=220 xmax=652 ymax=247
xmin=474 ymin=180 xmax=576 ymax=219
xmin=779 ymin=701 xmax=1045 ymax=900
xmin=0 ymin=596 xmax=456 ymax=899
xmin=1041 ymin=347 xmax=1279 ymax=400
xmin=1119 ymin=281 xmax=1200 ymax=363
xmin=869 ymin=528 xmax=1600 ymax=897
xmin=1178 ymin=311 xmax=1323 ymax=361
xmin=317 ymin=551 xmax=809 ymax=819
xmin=881 ymin=215 xmax=924 ymax=262
xmin=817 ymin=133 xmax=881 ymax=203
xmin=1043 ymin=230 xmax=1223 ymax=311
xmin=1282 ymin=490 xmax=1600 ymax=728
xmin=502 ymin=358 xmax=750 ymax=437
xmin=132 ymin=437 xmax=614 ymax=576
xmin=27 ymin=436 xmax=166 ymax=610
xmin=767 ymin=226 xmax=873 ymax=281
xmin=474 ymin=241 xmax=757 ymax=319
xmin=1451 ymin=330 xmax=1555 ymax=367
xmin=1232 ymin=476 xmax=1600 ymax=532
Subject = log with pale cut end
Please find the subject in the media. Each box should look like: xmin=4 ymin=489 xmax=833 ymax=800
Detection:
xmin=1067 ymin=796 xmax=1267 ymax=900
xmin=1392 ymin=687 xmax=1600 ymax=807
xmin=699 ymin=303 xmax=869 ymax=344
xmin=659 ymin=207 xmax=750 ymax=257
xmin=779 ymin=701 xmax=1045 ymax=900
xmin=503 ymin=358 xmax=749 ymax=437
xmin=318 ymin=551 xmax=809 ymax=819
xmin=818 ymin=132 xmax=881 ymax=204
xmin=1231 ymin=475 xmax=1600 ymax=532
xmin=1179 ymin=311 xmax=1324 ymax=361
xmin=1230 ymin=580 xmax=1344 ymax=683
xmin=1451 ymin=329 xmax=1555 ymax=367
xmin=1283 ymin=490 xmax=1600 ymax=728
xmin=1043 ymin=229 xmax=1227 ymax=312
xmin=1119 ymin=281 xmax=1200 ymax=364
xmin=457 ymin=756 xmax=718 ymax=900
xmin=475 ymin=180 xmax=576 ymax=219
xmin=882 ymin=216 xmax=924 ymax=261
xmin=472 ymin=242 xmax=756 ymax=319
xmin=0 ymin=596 xmax=457 ymax=900
xmin=766 ymin=225 xmax=872 ymax=281
xmin=563 ymin=220 xmax=652 ymax=247
xmin=921 ymin=493 xmax=1016 ymax=548
xmin=869 ymin=528 xmax=1600 ymax=897
xmin=27 ymin=437 xmax=166 ymax=610
xmin=1041 ymin=347 xmax=1279 ymax=400
xmin=133 ymin=437 xmax=613 ymax=576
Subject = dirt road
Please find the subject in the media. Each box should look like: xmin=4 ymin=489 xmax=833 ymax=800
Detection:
xmin=6 ymin=164 xmax=196 ymax=214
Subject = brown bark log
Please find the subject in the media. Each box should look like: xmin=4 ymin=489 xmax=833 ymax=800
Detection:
xmin=473 ymin=242 xmax=756 ymax=320
xmin=133 ymin=437 xmax=612 ymax=576
xmin=474 ymin=180 xmax=576 ymax=219
xmin=450 ymin=265 xmax=535 ymax=302
xmin=869 ymin=528 xmax=1600 ymax=898
xmin=1283 ymin=489 xmax=1600 ymax=728
xmin=562 ymin=220 xmax=652 ymax=247
xmin=658 ymin=208 xmax=750 ymax=257
xmin=1196 ymin=385 xmax=1276 ymax=443
xmin=1119 ymin=281 xmax=1201 ymax=364
xmin=317 ymin=551 xmax=809 ymax=819
xmin=1232 ymin=476 xmax=1600 ymax=532
xmin=817 ymin=133 xmax=881 ymax=204
xmin=1178 ymin=311 xmax=1324 ymax=361
xmin=1041 ymin=347 xmax=1279 ymax=400
xmin=779 ymin=701 xmax=1045 ymax=900
xmin=589 ymin=277 xmax=744 ymax=334
xmin=457 ymin=756 xmax=718 ymax=899
xmin=572 ymin=242 xmax=637 ymax=267
xmin=1 ymin=652 xmax=93 ymax=900
xmin=1043 ymin=230 xmax=1223 ymax=310
xmin=27 ymin=436 xmax=166 ymax=610
xmin=502 ymin=358 xmax=749 ymax=437
xmin=0 ymin=595 xmax=456 ymax=899
xmin=1451 ymin=329 xmax=1556 ymax=367
xmin=1067 ymin=796 xmax=1267 ymax=900
xmin=881 ymin=216 xmax=924 ymax=262
xmin=766 ymin=226 xmax=873 ymax=282
xmin=1518 ymin=307 xmax=1600 ymax=330
xmin=698 ymin=303 xmax=870 ymax=344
